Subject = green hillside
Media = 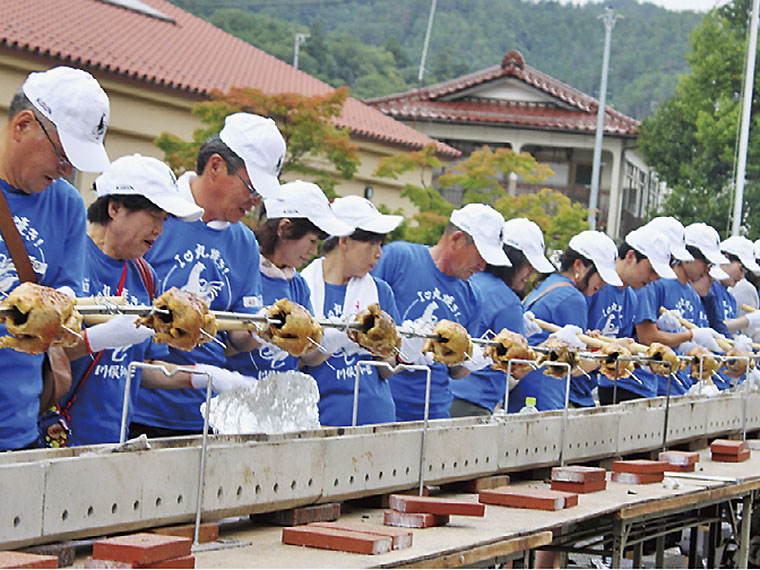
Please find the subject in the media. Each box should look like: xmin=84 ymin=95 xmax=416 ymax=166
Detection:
xmin=171 ymin=0 xmax=703 ymax=119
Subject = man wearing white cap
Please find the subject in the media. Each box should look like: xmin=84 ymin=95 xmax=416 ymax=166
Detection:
xmin=450 ymin=218 xmax=555 ymax=417
xmin=509 ymin=230 xmax=623 ymax=412
xmin=130 ymin=113 xmax=287 ymax=439
xmin=372 ymin=203 xmax=510 ymax=421
xmin=0 ymin=66 xmax=110 ymax=451
xmin=589 ymin=228 xmax=676 ymax=404
xmin=634 ymin=222 xmax=729 ymax=396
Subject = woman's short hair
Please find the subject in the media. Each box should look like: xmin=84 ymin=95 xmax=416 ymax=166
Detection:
xmin=558 ymin=246 xmax=597 ymax=291
xmin=87 ymin=193 xmax=163 ymax=225
xmin=322 ymin=228 xmax=385 ymax=254
xmin=255 ymin=217 xmax=327 ymax=256
xmin=484 ymin=245 xmax=530 ymax=293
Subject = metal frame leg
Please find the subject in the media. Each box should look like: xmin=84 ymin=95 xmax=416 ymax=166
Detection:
xmin=738 ymin=492 xmax=753 ymax=569
xmin=611 ymin=519 xmax=625 ymax=569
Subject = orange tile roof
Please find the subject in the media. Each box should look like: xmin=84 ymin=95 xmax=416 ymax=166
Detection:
xmin=0 ymin=0 xmax=459 ymax=158
xmin=366 ymin=50 xmax=640 ymax=137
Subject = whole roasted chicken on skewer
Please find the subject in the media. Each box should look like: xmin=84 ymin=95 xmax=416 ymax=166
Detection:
xmin=645 ymin=342 xmax=680 ymax=376
xmin=0 ymin=282 xmax=82 ymax=354
xmin=537 ymin=336 xmax=578 ymax=379
xmin=723 ymin=346 xmax=755 ymax=377
xmin=485 ymin=329 xmax=538 ymax=375
xmin=598 ymin=338 xmax=635 ymax=380
xmin=137 ymin=287 xmax=218 ymax=352
xmin=423 ymin=319 xmax=472 ymax=366
xmin=682 ymin=346 xmax=722 ymax=380
xmin=260 ymin=298 xmax=323 ymax=357
xmin=346 ymin=303 xmax=401 ymax=358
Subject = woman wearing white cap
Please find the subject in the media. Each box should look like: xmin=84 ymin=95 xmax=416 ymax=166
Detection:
xmin=300 ymin=196 xmax=403 ymax=426
xmin=449 ymin=218 xmax=554 ymax=417
xmin=225 ymin=180 xmax=353 ymax=380
xmin=508 ymin=230 xmax=623 ymax=412
xmin=633 ymin=222 xmax=729 ymax=397
xmin=732 ymin=238 xmax=760 ymax=342
xmin=54 ymin=155 xmax=255 ymax=446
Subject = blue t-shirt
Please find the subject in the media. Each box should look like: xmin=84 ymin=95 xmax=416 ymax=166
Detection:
xmin=451 ymin=271 xmax=524 ymax=412
xmin=226 ymin=272 xmax=313 ymax=379
xmin=132 ymin=217 xmax=262 ymax=431
xmin=588 ymin=284 xmax=650 ymax=397
xmin=0 ymin=178 xmax=86 ymax=450
xmin=509 ymin=273 xmax=591 ymax=412
xmin=709 ymin=281 xmax=742 ymax=390
xmin=302 ymin=278 xmax=400 ymax=426
xmin=372 ymin=241 xmax=479 ymax=421
xmin=63 ymin=239 xmax=168 ymax=445
xmin=634 ymin=278 xmax=703 ymax=396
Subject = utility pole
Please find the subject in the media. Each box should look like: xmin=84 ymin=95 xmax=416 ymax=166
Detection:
xmin=293 ymin=32 xmax=309 ymax=70
xmin=732 ymin=0 xmax=760 ymax=235
xmin=417 ymin=0 xmax=437 ymax=87
xmin=588 ymin=7 xmax=619 ymax=231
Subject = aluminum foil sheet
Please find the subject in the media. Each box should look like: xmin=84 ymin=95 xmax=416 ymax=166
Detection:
xmin=201 ymin=370 xmax=321 ymax=434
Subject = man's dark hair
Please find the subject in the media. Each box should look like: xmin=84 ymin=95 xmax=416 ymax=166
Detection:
xmin=618 ymin=241 xmax=647 ymax=263
xmin=196 ymin=134 xmax=245 ymax=175
xmin=255 ymin=217 xmax=327 ymax=256
xmin=322 ymin=229 xmax=386 ymax=254
xmin=8 ymin=89 xmax=34 ymax=120
xmin=559 ymin=247 xmax=597 ymax=291
xmin=685 ymin=245 xmax=707 ymax=264
xmin=87 ymin=193 xmax=164 ymax=225
xmin=485 ymin=245 xmax=531 ymax=294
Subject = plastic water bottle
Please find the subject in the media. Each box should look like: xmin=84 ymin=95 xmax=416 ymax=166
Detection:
xmin=518 ymin=397 xmax=539 ymax=414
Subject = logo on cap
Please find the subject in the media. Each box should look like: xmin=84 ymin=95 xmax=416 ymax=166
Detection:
xmin=94 ymin=113 xmax=107 ymax=139
xmin=276 ymin=154 xmax=284 ymax=175
xmin=35 ymin=98 xmax=51 ymax=116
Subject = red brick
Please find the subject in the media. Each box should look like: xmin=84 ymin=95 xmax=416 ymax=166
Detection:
xmin=85 ymin=555 xmax=195 ymax=569
xmin=551 ymin=478 xmax=607 ymax=494
xmin=658 ymin=451 xmax=699 ymax=467
xmin=664 ymin=463 xmax=696 ymax=472
xmin=311 ymin=522 xmax=412 ymax=550
xmin=0 ymin=552 xmax=58 ymax=569
xmin=551 ymin=466 xmax=606 ymax=483
xmin=92 ymin=534 xmax=191 ymax=566
xmin=454 ymin=475 xmax=511 ymax=493
xmin=478 ymin=486 xmax=577 ymax=511
xmin=712 ymin=449 xmax=751 ymax=463
xmin=282 ymin=526 xmax=392 ymax=555
xmin=611 ymin=472 xmax=664 ymax=485
xmin=710 ymin=439 xmax=749 ymax=456
xmin=150 ymin=523 xmax=218 ymax=544
xmin=256 ymin=503 xmax=340 ymax=526
xmin=388 ymin=494 xmax=485 ymax=517
xmin=612 ymin=460 xmax=668 ymax=474
xmin=383 ymin=510 xmax=450 ymax=528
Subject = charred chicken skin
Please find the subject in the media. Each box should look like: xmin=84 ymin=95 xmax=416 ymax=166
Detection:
xmin=260 ymin=298 xmax=323 ymax=357
xmin=137 ymin=287 xmax=218 ymax=352
xmin=485 ymin=329 xmax=537 ymax=375
xmin=347 ymin=303 xmax=401 ymax=358
xmin=0 ymin=282 xmax=82 ymax=354
xmin=723 ymin=347 xmax=755 ymax=377
xmin=537 ymin=336 xmax=577 ymax=379
xmin=423 ymin=320 xmax=472 ymax=366
xmin=645 ymin=342 xmax=679 ymax=376
xmin=682 ymin=346 xmax=722 ymax=380
xmin=598 ymin=339 xmax=635 ymax=380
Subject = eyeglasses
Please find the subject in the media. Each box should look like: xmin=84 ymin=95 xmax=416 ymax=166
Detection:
xmin=34 ymin=114 xmax=73 ymax=172
xmin=234 ymin=169 xmax=258 ymax=199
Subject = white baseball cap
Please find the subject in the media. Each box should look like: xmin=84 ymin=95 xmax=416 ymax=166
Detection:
xmin=709 ymin=264 xmax=730 ymax=281
xmin=95 ymin=154 xmax=203 ymax=222
xmin=265 ymin=180 xmax=353 ymax=236
xmin=330 ymin=195 xmax=403 ymax=234
xmin=644 ymin=217 xmax=693 ymax=262
xmin=720 ymin=235 xmax=760 ymax=274
xmin=22 ymin=66 xmax=110 ymax=172
xmin=684 ymin=223 xmax=730 ymax=265
xmin=219 ymin=113 xmax=286 ymax=200
xmin=568 ymin=231 xmax=623 ymax=287
xmin=501 ymin=218 xmax=554 ymax=273
xmin=754 ymin=239 xmax=760 ymax=261
xmin=624 ymin=227 xmax=677 ymax=279
xmin=450 ymin=204 xmax=510 ymax=266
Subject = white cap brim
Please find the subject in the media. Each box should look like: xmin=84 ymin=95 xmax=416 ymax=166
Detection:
xmin=244 ymin=162 xmax=281 ymax=200
xmin=736 ymin=252 xmax=760 ymax=274
xmin=312 ymin=214 xmax=354 ymax=237
xmin=672 ymin=244 xmax=694 ymax=262
xmin=474 ymin=238 xmax=511 ymax=266
xmin=147 ymin=192 xmax=203 ymax=222
xmin=524 ymin=249 xmax=555 ymax=273
xmin=709 ymin=265 xmax=730 ymax=280
xmin=649 ymin=257 xmax=677 ymax=280
xmin=702 ymin=248 xmax=730 ymax=265
xmin=358 ymin=214 xmax=403 ymax=234
xmin=59 ymin=129 xmax=110 ymax=173
xmin=596 ymin=262 xmax=623 ymax=287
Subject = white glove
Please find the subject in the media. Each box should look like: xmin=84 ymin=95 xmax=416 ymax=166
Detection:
xmin=85 ymin=314 xmax=155 ymax=353
xmin=657 ymin=310 xmax=683 ymax=333
xmin=460 ymin=343 xmax=493 ymax=372
xmin=549 ymin=324 xmax=585 ymax=350
xmin=734 ymin=334 xmax=753 ymax=352
xmin=690 ymin=327 xmax=724 ymax=353
xmin=677 ymin=340 xmax=700 ymax=354
xmin=523 ymin=311 xmax=542 ymax=338
xmin=189 ymin=363 xmax=255 ymax=393
xmin=745 ymin=311 xmax=760 ymax=328
xmin=320 ymin=327 xmax=356 ymax=355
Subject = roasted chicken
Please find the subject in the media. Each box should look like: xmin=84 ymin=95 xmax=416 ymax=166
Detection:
xmin=423 ymin=319 xmax=472 ymax=366
xmin=260 ymin=298 xmax=323 ymax=357
xmin=485 ymin=329 xmax=537 ymax=375
xmin=723 ymin=347 xmax=755 ymax=377
xmin=137 ymin=287 xmax=218 ymax=351
xmin=537 ymin=336 xmax=577 ymax=379
xmin=0 ymin=282 xmax=82 ymax=354
xmin=646 ymin=342 xmax=679 ymax=376
xmin=598 ymin=339 xmax=635 ymax=381
xmin=347 ymin=303 xmax=401 ymax=358
xmin=682 ymin=346 xmax=722 ymax=380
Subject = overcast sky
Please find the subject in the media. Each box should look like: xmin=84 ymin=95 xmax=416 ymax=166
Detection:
xmin=556 ymin=0 xmax=730 ymax=11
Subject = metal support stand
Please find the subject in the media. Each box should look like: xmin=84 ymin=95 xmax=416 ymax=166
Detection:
xmin=558 ymin=362 xmax=572 ymax=467
xmin=354 ymin=360 xmax=432 ymax=496
xmin=738 ymin=491 xmax=754 ymax=569
xmin=501 ymin=357 xmax=540 ymax=414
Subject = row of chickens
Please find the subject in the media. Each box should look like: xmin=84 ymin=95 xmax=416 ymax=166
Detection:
xmin=0 ymin=283 xmax=753 ymax=381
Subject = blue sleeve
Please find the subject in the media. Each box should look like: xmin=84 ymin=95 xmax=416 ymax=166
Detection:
xmin=375 ymin=278 xmax=400 ymax=323
xmin=50 ymin=194 xmax=87 ymax=294
xmin=634 ymin=281 xmax=660 ymax=325
xmin=230 ymin=228 xmax=262 ymax=314
xmin=293 ymin=274 xmax=314 ymax=315
xmin=493 ymin=296 xmax=525 ymax=335
xmin=372 ymin=242 xmax=405 ymax=286
xmin=702 ymin=293 xmax=730 ymax=336
xmin=554 ymin=293 xmax=588 ymax=330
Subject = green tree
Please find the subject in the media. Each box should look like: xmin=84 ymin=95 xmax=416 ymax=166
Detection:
xmin=639 ymin=0 xmax=760 ymax=236
xmin=155 ymin=86 xmax=360 ymax=201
